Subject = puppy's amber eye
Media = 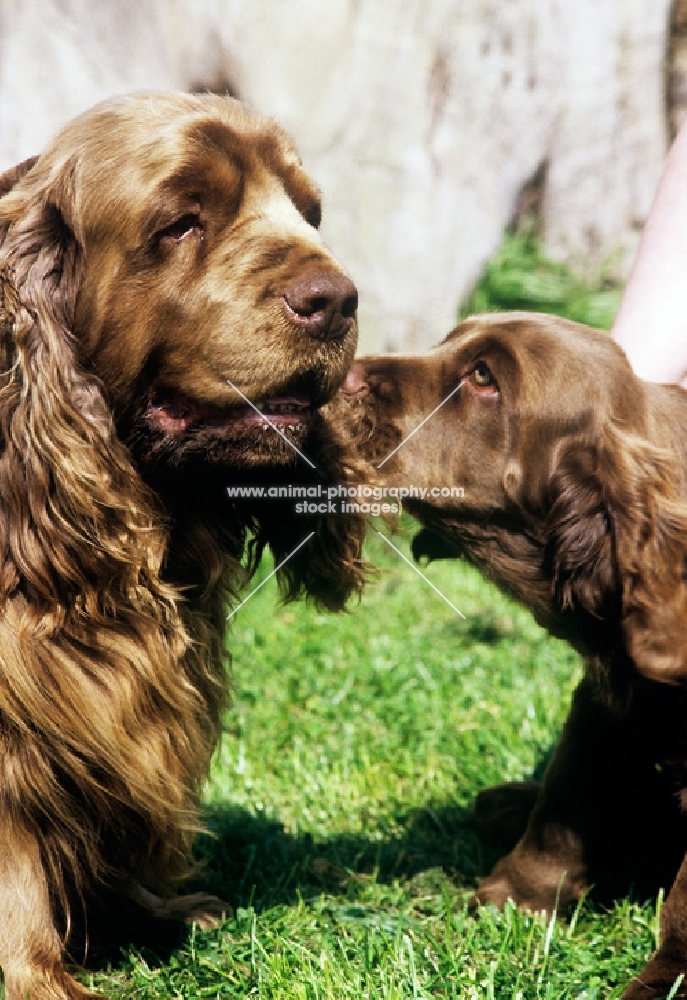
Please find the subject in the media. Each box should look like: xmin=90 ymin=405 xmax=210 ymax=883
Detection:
xmin=472 ymin=361 xmax=494 ymax=386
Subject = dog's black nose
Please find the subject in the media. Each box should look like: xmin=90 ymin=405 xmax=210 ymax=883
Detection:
xmin=282 ymin=272 xmax=358 ymax=342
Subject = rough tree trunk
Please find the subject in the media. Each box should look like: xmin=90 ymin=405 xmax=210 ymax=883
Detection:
xmin=0 ymin=0 xmax=673 ymax=350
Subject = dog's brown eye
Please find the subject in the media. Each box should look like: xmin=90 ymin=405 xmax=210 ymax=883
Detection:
xmin=156 ymin=213 xmax=203 ymax=245
xmin=472 ymin=361 xmax=494 ymax=386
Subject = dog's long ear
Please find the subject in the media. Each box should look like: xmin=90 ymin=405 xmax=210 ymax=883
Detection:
xmin=546 ymin=424 xmax=687 ymax=683
xmin=0 ymin=167 xmax=220 ymax=923
xmin=544 ymin=439 xmax=618 ymax=623
xmin=606 ymin=425 xmax=687 ymax=684
xmin=0 ymin=165 xmax=170 ymax=620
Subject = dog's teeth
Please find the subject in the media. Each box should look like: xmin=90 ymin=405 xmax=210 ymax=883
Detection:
xmin=262 ymin=401 xmax=310 ymax=414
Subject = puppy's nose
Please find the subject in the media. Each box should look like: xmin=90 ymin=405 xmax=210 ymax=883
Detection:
xmin=282 ymin=272 xmax=358 ymax=342
xmin=342 ymin=360 xmax=369 ymax=397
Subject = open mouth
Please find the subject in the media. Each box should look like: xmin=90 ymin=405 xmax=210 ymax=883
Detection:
xmin=147 ymin=388 xmax=313 ymax=435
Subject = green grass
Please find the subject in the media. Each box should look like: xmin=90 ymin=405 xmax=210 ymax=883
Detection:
xmin=86 ymin=531 xmax=663 ymax=999
xmin=83 ymin=235 xmax=665 ymax=997
xmin=459 ymin=226 xmax=622 ymax=330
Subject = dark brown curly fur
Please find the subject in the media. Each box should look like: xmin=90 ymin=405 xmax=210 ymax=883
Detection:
xmin=0 ymin=92 xmax=366 ymax=999
xmin=344 ymin=311 xmax=687 ymax=998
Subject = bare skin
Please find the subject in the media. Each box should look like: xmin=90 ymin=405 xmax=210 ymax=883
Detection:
xmin=612 ymin=118 xmax=687 ymax=386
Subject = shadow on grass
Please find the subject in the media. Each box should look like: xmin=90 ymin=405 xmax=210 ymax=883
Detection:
xmin=190 ymin=800 xmax=501 ymax=913
xmin=191 ymin=751 xmax=680 ymax=917
xmin=82 ymin=800 xmax=500 ymax=973
xmin=96 ymin=774 xmax=679 ymax=972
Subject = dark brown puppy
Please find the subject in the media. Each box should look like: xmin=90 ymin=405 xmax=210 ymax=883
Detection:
xmin=344 ymin=311 xmax=687 ymax=998
xmin=0 ymin=92 xmax=366 ymax=999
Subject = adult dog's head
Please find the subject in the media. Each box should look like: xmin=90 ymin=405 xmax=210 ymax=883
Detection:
xmin=0 ymin=92 xmax=365 ymax=611
xmin=1 ymin=91 xmax=358 ymax=471
xmin=344 ymin=312 xmax=687 ymax=683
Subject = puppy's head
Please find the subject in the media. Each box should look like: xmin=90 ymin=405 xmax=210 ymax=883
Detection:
xmin=344 ymin=313 xmax=687 ymax=678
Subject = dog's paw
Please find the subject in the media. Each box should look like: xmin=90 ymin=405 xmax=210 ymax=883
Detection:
xmin=470 ymin=851 xmax=586 ymax=916
xmin=134 ymin=886 xmax=231 ymax=929
xmin=621 ymin=954 xmax=687 ymax=999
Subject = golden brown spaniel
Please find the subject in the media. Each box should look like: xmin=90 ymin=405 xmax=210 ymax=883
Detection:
xmin=0 ymin=92 xmax=365 ymax=999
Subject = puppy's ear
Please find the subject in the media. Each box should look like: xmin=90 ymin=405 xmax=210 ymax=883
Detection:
xmin=546 ymin=426 xmax=687 ymax=683
xmin=545 ymin=441 xmax=617 ymax=622
xmin=605 ymin=426 xmax=687 ymax=684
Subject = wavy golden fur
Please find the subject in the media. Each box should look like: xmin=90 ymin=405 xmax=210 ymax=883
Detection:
xmin=344 ymin=312 xmax=687 ymax=998
xmin=0 ymin=92 xmax=365 ymax=999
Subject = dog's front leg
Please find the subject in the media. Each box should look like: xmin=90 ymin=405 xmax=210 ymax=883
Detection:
xmin=0 ymin=816 xmax=97 ymax=1000
xmin=622 ymin=851 xmax=687 ymax=999
xmin=473 ymin=677 xmax=682 ymax=914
